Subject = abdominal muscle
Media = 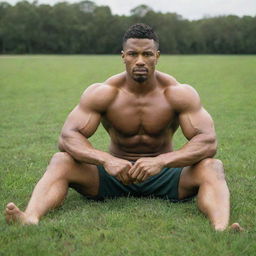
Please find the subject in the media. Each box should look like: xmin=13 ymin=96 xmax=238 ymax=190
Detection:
xmin=108 ymin=133 xmax=173 ymax=161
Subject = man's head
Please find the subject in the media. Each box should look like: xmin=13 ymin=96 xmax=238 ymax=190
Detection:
xmin=122 ymin=23 xmax=159 ymax=50
xmin=122 ymin=23 xmax=160 ymax=83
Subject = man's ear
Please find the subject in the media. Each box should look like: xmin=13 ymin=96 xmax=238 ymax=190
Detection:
xmin=156 ymin=50 xmax=160 ymax=64
xmin=121 ymin=50 xmax=125 ymax=63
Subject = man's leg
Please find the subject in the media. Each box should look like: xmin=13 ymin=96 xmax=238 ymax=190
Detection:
xmin=5 ymin=152 xmax=99 ymax=225
xmin=178 ymin=158 xmax=242 ymax=231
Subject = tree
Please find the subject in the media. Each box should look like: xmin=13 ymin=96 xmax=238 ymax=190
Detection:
xmin=130 ymin=5 xmax=153 ymax=17
xmin=0 ymin=2 xmax=11 ymax=53
xmin=0 ymin=1 xmax=40 ymax=53
xmin=78 ymin=0 xmax=96 ymax=13
xmin=0 ymin=1 xmax=255 ymax=54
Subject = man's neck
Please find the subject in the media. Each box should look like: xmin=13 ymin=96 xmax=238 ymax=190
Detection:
xmin=124 ymin=71 xmax=158 ymax=95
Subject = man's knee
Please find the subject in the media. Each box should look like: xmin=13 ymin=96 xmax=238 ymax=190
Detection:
xmin=46 ymin=152 xmax=75 ymax=178
xmin=199 ymin=158 xmax=224 ymax=170
xmin=195 ymin=158 xmax=225 ymax=182
xmin=50 ymin=152 xmax=74 ymax=165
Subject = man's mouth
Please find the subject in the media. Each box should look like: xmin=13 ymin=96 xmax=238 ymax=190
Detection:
xmin=133 ymin=68 xmax=148 ymax=74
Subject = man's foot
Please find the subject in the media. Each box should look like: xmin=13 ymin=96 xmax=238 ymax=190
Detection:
xmin=230 ymin=222 xmax=244 ymax=232
xmin=5 ymin=202 xmax=38 ymax=225
xmin=214 ymin=222 xmax=244 ymax=232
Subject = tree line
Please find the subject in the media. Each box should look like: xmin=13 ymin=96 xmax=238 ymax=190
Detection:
xmin=0 ymin=1 xmax=255 ymax=54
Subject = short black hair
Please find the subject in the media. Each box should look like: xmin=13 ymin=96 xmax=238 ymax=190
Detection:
xmin=122 ymin=23 xmax=159 ymax=49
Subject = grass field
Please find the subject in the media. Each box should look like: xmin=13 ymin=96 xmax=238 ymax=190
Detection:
xmin=0 ymin=55 xmax=255 ymax=256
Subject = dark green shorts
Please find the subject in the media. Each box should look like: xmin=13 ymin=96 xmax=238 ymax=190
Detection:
xmin=88 ymin=165 xmax=192 ymax=202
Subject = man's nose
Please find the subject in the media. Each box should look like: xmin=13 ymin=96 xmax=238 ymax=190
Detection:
xmin=136 ymin=55 xmax=145 ymax=66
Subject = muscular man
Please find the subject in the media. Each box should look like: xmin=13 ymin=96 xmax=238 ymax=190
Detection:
xmin=5 ymin=23 xmax=241 ymax=231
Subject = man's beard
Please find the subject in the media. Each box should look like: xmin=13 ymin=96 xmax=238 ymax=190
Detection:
xmin=132 ymin=67 xmax=148 ymax=83
xmin=133 ymin=75 xmax=148 ymax=83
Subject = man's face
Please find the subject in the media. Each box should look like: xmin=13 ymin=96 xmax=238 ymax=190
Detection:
xmin=122 ymin=38 xmax=160 ymax=83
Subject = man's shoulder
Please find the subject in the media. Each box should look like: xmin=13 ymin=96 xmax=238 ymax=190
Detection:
xmin=104 ymin=72 xmax=126 ymax=86
xmin=163 ymin=81 xmax=201 ymax=112
xmin=84 ymin=72 xmax=125 ymax=94
xmin=79 ymin=73 xmax=125 ymax=112
xmin=156 ymin=70 xmax=197 ymax=95
xmin=156 ymin=71 xmax=179 ymax=87
xmin=83 ymin=82 xmax=116 ymax=96
xmin=165 ymin=83 xmax=198 ymax=95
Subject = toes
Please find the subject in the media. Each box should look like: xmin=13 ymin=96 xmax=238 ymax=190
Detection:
xmin=6 ymin=202 xmax=15 ymax=210
xmin=230 ymin=223 xmax=244 ymax=232
xmin=5 ymin=203 xmax=28 ymax=225
xmin=5 ymin=202 xmax=21 ymax=217
xmin=5 ymin=208 xmax=12 ymax=214
xmin=6 ymin=208 xmax=16 ymax=215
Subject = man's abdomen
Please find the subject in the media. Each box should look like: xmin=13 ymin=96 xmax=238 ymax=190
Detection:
xmin=108 ymin=134 xmax=173 ymax=161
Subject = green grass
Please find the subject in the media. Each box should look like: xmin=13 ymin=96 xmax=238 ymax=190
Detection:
xmin=0 ymin=55 xmax=256 ymax=256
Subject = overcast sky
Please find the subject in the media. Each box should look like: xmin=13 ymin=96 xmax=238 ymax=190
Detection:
xmin=5 ymin=0 xmax=256 ymax=20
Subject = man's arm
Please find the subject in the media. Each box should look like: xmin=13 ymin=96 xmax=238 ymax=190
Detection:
xmin=158 ymin=84 xmax=217 ymax=167
xmin=58 ymin=83 xmax=133 ymax=184
xmin=58 ymin=83 xmax=115 ymax=165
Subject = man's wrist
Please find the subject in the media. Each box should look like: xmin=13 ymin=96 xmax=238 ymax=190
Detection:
xmin=100 ymin=152 xmax=116 ymax=165
xmin=156 ymin=154 xmax=167 ymax=168
xmin=81 ymin=149 xmax=114 ymax=166
xmin=156 ymin=153 xmax=172 ymax=168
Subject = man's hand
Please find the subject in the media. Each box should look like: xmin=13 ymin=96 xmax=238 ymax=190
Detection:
xmin=128 ymin=157 xmax=165 ymax=183
xmin=103 ymin=157 xmax=134 ymax=185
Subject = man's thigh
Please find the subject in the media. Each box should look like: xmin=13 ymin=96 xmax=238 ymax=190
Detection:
xmin=50 ymin=152 xmax=100 ymax=197
xmin=178 ymin=158 xmax=224 ymax=200
xmin=178 ymin=166 xmax=199 ymax=200
xmin=68 ymin=161 xmax=100 ymax=197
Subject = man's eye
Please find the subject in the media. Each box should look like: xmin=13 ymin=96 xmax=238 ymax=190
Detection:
xmin=128 ymin=52 xmax=137 ymax=56
xmin=143 ymin=52 xmax=153 ymax=57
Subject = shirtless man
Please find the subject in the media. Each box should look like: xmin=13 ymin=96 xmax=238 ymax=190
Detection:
xmin=5 ymin=23 xmax=241 ymax=231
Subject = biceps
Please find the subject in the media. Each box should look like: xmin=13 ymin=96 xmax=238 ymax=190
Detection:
xmin=62 ymin=106 xmax=101 ymax=138
xmin=179 ymin=108 xmax=215 ymax=140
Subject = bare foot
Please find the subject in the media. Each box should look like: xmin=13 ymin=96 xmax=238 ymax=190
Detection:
xmin=5 ymin=202 xmax=38 ymax=225
xmin=214 ymin=222 xmax=244 ymax=232
xmin=230 ymin=222 xmax=244 ymax=232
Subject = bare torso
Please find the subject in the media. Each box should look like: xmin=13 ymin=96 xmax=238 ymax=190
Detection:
xmin=60 ymin=37 xmax=215 ymax=167
xmin=100 ymin=71 xmax=179 ymax=160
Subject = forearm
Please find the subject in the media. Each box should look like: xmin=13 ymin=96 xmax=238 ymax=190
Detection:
xmin=58 ymin=131 xmax=114 ymax=165
xmin=157 ymin=134 xmax=217 ymax=167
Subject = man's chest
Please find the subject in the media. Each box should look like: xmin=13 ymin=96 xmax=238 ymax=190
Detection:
xmin=103 ymin=91 xmax=177 ymax=136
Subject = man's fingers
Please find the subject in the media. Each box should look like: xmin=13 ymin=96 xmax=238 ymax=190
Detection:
xmin=130 ymin=165 xmax=142 ymax=179
xmin=116 ymin=173 xmax=130 ymax=185
xmin=122 ymin=172 xmax=131 ymax=185
xmin=141 ymin=172 xmax=149 ymax=182
xmin=131 ymin=169 xmax=139 ymax=179
xmin=116 ymin=174 xmax=123 ymax=182
xmin=113 ymin=160 xmax=146 ymax=185
xmin=129 ymin=160 xmax=142 ymax=175
xmin=136 ymin=170 xmax=146 ymax=182
xmin=128 ymin=165 xmax=136 ymax=176
xmin=119 ymin=165 xmax=133 ymax=185
xmin=128 ymin=162 xmax=133 ymax=169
